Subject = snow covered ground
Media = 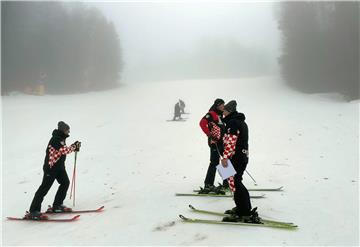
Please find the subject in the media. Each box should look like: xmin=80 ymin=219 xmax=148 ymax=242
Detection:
xmin=2 ymin=76 xmax=359 ymax=245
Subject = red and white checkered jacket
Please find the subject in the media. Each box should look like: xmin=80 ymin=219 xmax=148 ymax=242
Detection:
xmin=48 ymin=144 xmax=76 ymax=168
xmin=222 ymin=131 xmax=239 ymax=160
xmin=223 ymin=132 xmax=238 ymax=192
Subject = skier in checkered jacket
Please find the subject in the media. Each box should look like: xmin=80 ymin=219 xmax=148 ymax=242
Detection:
xmin=28 ymin=121 xmax=81 ymax=220
xmin=221 ymin=100 xmax=259 ymax=222
xmin=199 ymin=98 xmax=228 ymax=193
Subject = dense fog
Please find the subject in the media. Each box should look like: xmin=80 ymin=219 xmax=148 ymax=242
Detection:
xmin=1 ymin=1 xmax=358 ymax=99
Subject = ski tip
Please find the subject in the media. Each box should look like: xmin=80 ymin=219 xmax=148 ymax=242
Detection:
xmin=73 ymin=215 xmax=81 ymax=220
xmin=179 ymin=215 xmax=187 ymax=220
xmin=188 ymin=205 xmax=195 ymax=210
xmin=98 ymin=206 xmax=105 ymax=211
xmin=282 ymin=224 xmax=298 ymax=229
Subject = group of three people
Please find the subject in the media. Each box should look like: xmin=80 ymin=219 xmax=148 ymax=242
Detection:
xmin=200 ymin=98 xmax=259 ymax=223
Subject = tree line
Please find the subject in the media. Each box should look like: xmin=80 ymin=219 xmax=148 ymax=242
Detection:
xmin=278 ymin=2 xmax=359 ymax=100
xmin=1 ymin=2 xmax=123 ymax=95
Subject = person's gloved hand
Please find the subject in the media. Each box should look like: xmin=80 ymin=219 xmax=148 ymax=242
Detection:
xmin=72 ymin=141 xmax=81 ymax=152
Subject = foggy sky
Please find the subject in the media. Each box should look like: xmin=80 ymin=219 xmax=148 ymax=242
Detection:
xmin=87 ymin=2 xmax=281 ymax=82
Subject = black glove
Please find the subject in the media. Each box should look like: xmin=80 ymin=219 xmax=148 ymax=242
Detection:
xmin=72 ymin=141 xmax=81 ymax=152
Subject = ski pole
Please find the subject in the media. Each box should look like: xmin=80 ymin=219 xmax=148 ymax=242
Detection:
xmin=215 ymin=143 xmax=223 ymax=158
xmin=70 ymin=151 xmax=78 ymax=206
xmin=245 ymin=170 xmax=258 ymax=186
xmin=216 ymin=143 xmax=258 ymax=186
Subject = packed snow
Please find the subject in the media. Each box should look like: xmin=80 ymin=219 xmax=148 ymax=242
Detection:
xmin=2 ymin=76 xmax=359 ymax=245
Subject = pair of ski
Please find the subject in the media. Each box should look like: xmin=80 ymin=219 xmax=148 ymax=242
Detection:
xmin=193 ymin=186 xmax=284 ymax=192
xmin=176 ymin=193 xmax=266 ymax=198
xmin=7 ymin=206 xmax=104 ymax=222
xmin=166 ymin=118 xmax=188 ymax=122
xmin=180 ymin=205 xmax=297 ymax=229
xmin=176 ymin=186 xmax=283 ymax=198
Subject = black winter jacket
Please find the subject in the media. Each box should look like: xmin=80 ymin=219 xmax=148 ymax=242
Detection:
xmin=222 ymin=112 xmax=249 ymax=159
xmin=43 ymin=129 xmax=75 ymax=171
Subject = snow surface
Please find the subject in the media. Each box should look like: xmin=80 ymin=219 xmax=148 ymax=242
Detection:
xmin=2 ymin=77 xmax=359 ymax=245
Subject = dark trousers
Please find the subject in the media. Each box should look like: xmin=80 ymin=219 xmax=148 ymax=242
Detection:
xmin=204 ymin=142 xmax=229 ymax=187
xmin=29 ymin=165 xmax=70 ymax=212
xmin=231 ymin=153 xmax=252 ymax=216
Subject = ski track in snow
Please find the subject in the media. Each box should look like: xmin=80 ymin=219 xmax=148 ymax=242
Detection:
xmin=2 ymin=76 xmax=359 ymax=245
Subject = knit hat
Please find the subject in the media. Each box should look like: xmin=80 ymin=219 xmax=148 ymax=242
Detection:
xmin=58 ymin=121 xmax=70 ymax=132
xmin=214 ymin=98 xmax=225 ymax=106
xmin=224 ymin=100 xmax=237 ymax=113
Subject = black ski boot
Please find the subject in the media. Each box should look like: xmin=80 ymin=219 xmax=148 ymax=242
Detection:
xmin=248 ymin=207 xmax=262 ymax=224
xmin=222 ymin=207 xmax=262 ymax=224
xmin=217 ymin=183 xmax=230 ymax=192
xmin=212 ymin=184 xmax=227 ymax=195
xmin=24 ymin=211 xmax=48 ymax=220
xmin=222 ymin=214 xmax=243 ymax=222
xmin=224 ymin=206 xmax=237 ymax=215
xmin=198 ymin=185 xmax=215 ymax=194
xmin=51 ymin=204 xmax=72 ymax=213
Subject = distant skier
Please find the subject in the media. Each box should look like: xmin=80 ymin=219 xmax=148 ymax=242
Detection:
xmin=179 ymin=99 xmax=186 ymax=114
xmin=173 ymin=101 xmax=182 ymax=121
xmin=220 ymin=100 xmax=260 ymax=223
xmin=199 ymin=98 xmax=228 ymax=193
xmin=26 ymin=121 xmax=81 ymax=220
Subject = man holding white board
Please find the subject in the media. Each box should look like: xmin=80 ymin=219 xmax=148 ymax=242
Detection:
xmin=219 ymin=100 xmax=260 ymax=223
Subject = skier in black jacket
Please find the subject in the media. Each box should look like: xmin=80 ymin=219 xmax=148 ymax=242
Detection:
xmin=179 ymin=99 xmax=186 ymax=114
xmin=173 ymin=101 xmax=182 ymax=120
xmin=27 ymin=121 xmax=81 ymax=220
xmin=220 ymin=100 xmax=260 ymax=223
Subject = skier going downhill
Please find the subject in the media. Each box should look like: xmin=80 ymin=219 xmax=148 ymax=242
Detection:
xmin=27 ymin=121 xmax=81 ymax=220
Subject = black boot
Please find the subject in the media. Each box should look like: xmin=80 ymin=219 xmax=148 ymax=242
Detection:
xmin=214 ymin=183 xmax=229 ymax=195
xmin=248 ymin=207 xmax=261 ymax=224
xmin=198 ymin=185 xmax=215 ymax=194
xmin=222 ymin=207 xmax=262 ymax=224
xmin=222 ymin=214 xmax=243 ymax=222
xmin=224 ymin=206 xmax=237 ymax=215
xmin=51 ymin=204 xmax=72 ymax=213
xmin=24 ymin=211 xmax=48 ymax=220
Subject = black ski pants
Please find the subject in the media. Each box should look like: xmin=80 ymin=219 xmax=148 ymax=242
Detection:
xmin=29 ymin=165 xmax=70 ymax=212
xmin=204 ymin=142 xmax=229 ymax=187
xmin=231 ymin=152 xmax=252 ymax=216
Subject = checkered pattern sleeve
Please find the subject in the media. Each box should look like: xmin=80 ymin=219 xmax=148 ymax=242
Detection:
xmin=209 ymin=122 xmax=221 ymax=141
xmin=48 ymin=144 xmax=76 ymax=168
xmin=227 ymin=176 xmax=236 ymax=192
xmin=222 ymin=133 xmax=238 ymax=159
